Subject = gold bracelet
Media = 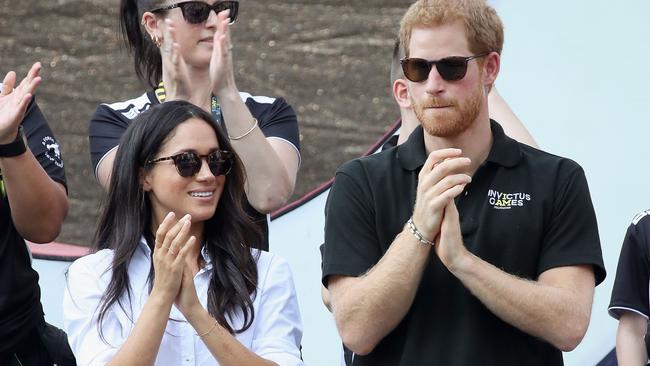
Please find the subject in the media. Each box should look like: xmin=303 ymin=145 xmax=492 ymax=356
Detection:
xmin=228 ymin=118 xmax=258 ymax=140
xmin=196 ymin=320 xmax=219 ymax=338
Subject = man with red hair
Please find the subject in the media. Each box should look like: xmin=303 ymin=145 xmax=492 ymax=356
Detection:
xmin=322 ymin=1 xmax=605 ymax=365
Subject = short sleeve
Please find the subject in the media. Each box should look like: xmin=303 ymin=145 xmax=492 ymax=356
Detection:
xmin=64 ymin=256 xmax=124 ymax=366
xmin=537 ymin=163 xmax=606 ymax=284
xmin=322 ymin=161 xmax=383 ymax=287
xmin=252 ymin=255 xmax=304 ymax=366
xmin=245 ymin=95 xmax=300 ymax=153
xmin=88 ymin=104 xmax=130 ymax=178
xmin=20 ymin=98 xmax=67 ymax=188
xmin=609 ymin=214 xmax=650 ymax=320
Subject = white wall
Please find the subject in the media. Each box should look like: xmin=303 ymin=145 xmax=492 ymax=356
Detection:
xmin=494 ymin=1 xmax=650 ymax=364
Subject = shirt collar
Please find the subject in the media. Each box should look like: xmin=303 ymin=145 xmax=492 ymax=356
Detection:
xmin=397 ymin=119 xmax=522 ymax=171
xmin=137 ymin=236 xmax=213 ymax=267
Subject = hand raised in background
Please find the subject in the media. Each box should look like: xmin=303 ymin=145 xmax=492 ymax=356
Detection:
xmin=0 ymin=62 xmax=41 ymax=143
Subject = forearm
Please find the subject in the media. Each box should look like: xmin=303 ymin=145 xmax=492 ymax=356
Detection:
xmin=450 ymin=254 xmax=592 ymax=351
xmin=107 ymin=293 xmax=172 ymax=366
xmin=617 ymin=314 xmax=648 ymax=366
xmin=0 ymin=150 xmax=67 ymax=243
xmin=218 ymin=89 xmax=296 ymax=212
xmin=332 ymin=229 xmax=432 ymax=355
xmin=188 ymin=306 xmax=277 ymax=366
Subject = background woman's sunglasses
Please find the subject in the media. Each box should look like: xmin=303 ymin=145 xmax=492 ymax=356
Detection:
xmin=147 ymin=150 xmax=234 ymax=177
xmin=400 ymin=54 xmax=488 ymax=82
xmin=151 ymin=1 xmax=239 ymax=25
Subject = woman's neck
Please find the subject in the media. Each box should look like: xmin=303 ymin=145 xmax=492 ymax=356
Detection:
xmin=160 ymin=65 xmax=213 ymax=111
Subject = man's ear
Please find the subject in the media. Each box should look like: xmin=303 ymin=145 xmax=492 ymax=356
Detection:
xmin=392 ymin=78 xmax=412 ymax=109
xmin=482 ymin=52 xmax=500 ymax=88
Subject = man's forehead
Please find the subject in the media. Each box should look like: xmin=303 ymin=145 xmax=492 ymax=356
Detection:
xmin=408 ymin=22 xmax=471 ymax=58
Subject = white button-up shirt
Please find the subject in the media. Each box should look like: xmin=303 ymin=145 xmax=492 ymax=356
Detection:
xmin=63 ymin=238 xmax=303 ymax=366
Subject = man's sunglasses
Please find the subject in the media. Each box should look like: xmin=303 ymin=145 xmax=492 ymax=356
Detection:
xmin=151 ymin=1 xmax=239 ymax=25
xmin=400 ymin=53 xmax=488 ymax=82
xmin=147 ymin=150 xmax=234 ymax=177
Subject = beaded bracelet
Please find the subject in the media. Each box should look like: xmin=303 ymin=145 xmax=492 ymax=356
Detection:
xmin=407 ymin=217 xmax=435 ymax=246
xmin=228 ymin=118 xmax=258 ymax=140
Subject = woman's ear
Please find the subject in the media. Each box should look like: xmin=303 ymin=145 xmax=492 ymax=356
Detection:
xmin=392 ymin=78 xmax=411 ymax=109
xmin=140 ymin=168 xmax=152 ymax=192
xmin=141 ymin=11 xmax=162 ymax=43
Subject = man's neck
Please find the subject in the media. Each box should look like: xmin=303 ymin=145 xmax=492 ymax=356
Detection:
xmin=423 ymin=113 xmax=493 ymax=176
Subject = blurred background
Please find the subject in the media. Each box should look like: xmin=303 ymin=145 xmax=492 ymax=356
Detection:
xmin=0 ymin=0 xmax=410 ymax=245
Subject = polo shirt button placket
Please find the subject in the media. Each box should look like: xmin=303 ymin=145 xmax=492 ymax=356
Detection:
xmin=182 ymin=322 xmax=195 ymax=364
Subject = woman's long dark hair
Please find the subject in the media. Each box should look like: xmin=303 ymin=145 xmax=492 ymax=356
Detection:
xmin=120 ymin=0 xmax=165 ymax=88
xmin=95 ymin=101 xmax=262 ymax=339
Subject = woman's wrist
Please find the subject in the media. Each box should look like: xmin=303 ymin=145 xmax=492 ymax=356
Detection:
xmin=214 ymin=82 xmax=239 ymax=100
xmin=149 ymin=286 xmax=176 ymax=306
xmin=186 ymin=305 xmax=211 ymax=329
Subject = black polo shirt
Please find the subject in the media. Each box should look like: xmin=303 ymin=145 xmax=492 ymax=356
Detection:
xmin=0 ymin=98 xmax=66 ymax=355
xmin=609 ymin=210 xmax=650 ymax=320
xmin=322 ymin=121 xmax=605 ymax=366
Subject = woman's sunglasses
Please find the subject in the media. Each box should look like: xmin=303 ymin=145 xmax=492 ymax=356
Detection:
xmin=151 ymin=1 xmax=239 ymax=25
xmin=400 ymin=54 xmax=488 ymax=82
xmin=147 ymin=150 xmax=234 ymax=177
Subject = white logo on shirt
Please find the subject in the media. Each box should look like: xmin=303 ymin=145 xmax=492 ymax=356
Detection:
xmin=487 ymin=189 xmax=531 ymax=210
xmin=42 ymin=136 xmax=64 ymax=168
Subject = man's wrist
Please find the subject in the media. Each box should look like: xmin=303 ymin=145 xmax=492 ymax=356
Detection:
xmin=448 ymin=250 xmax=476 ymax=275
xmin=0 ymin=126 xmax=26 ymax=157
xmin=406 ymin=217 xmax=436 ymax=246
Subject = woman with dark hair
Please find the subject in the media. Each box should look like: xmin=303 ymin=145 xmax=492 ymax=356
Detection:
xmin=89 ymin=0 xmax=301 ymax=249
xmin=65 ymin=101 xmax=303 ymax=366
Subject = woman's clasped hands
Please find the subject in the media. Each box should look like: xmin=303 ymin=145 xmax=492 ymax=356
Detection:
xmin=151 ymin=212 xmax=202 ymax=317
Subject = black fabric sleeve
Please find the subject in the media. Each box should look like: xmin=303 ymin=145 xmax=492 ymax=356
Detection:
xmin=88 ymin=104 xmax=130 ymax=176
xmin=20 ymin=98 xmax=67 ymax=188
xmin=537 ymin=162 xmax=606 ymax=285
xmin=247 ymin=97 xmax=300 ymax=151
xmin=321 ymin=161 xmax=383 ymax=287
xmin=609 ymin=215 xmax=650 ymax=320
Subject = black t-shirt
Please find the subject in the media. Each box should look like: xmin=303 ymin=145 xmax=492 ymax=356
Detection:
xmin=609 ymin=210 xmax=650 ymax=320
xmin=0 ymin=98 xmax=66 ymax=354
xmin=88 ymin=91 xmax=300 ymax=251
xmin=322 ymin=121 xmax=605 ymax=366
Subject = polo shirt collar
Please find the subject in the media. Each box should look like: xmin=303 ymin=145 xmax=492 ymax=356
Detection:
xmin=397 ymin=120 xmax=522 ymax=171
xmin=397 ymin=125 xmax=428 ymax=171
xmin=485 ymin=120 xmax=522 ymax=168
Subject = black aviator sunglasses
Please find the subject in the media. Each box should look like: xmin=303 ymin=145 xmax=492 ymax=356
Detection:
xmin=147 ymin=150 xmax=234 ymax=177
xmin=151 ymin=1 xmax=239 ymax=25
xmin=400 ymin=53 xmax=488 ymax=83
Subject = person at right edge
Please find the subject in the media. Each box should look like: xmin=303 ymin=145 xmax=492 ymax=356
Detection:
xmin=321 ymin=1 xmax=606 ymax=365
xmin=609 ymin=210 xmax=650 ymax=366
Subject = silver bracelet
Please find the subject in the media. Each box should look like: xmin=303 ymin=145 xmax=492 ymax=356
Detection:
xmin=228 ymin=118 xmax=258 ymax=140
xmin=407 ymin=217 xmax=435 ymax=246
xmin=196 ymin=320 xmax=219 ymax=338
